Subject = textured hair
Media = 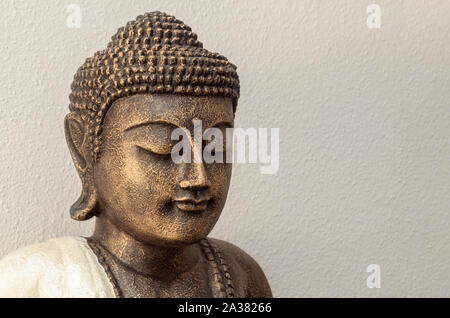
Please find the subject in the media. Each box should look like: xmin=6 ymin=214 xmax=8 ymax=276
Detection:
xmin=68 ymin=11 xmax=240 ymax=161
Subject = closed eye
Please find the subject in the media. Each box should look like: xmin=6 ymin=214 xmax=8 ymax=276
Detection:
xmin=128 ymin=122 xmax=179 ymax=156
xmin=135 ymin=145 xmax=171 ymax=158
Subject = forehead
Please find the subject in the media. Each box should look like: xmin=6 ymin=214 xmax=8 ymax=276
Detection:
xmin=104 ymin=94 xmax=234 ymax=130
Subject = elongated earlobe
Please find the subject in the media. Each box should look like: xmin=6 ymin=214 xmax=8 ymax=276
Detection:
xmin=70 ymin=183 xmax=99 ymax=221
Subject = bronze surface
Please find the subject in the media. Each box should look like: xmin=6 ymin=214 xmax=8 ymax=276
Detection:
xmin=64 ymin=11 xmax=272 ymax=298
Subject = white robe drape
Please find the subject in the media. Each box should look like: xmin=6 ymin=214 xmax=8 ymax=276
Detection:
xmin=0 ymin=237 xmax=116 ymax=298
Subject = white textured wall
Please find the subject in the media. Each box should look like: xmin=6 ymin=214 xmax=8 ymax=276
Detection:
xmin=0 ymin=0 xmax=449 ymax=297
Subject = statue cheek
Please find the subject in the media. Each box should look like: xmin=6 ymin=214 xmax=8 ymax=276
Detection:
xmin=117 ymin=159 xmax=177 ymax=210
xmin=207 ymin=163 xmax=232 ymax=189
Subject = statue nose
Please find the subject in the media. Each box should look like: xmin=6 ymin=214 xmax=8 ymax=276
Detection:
xmin=179 ymin=162 xmax=211 ymax=190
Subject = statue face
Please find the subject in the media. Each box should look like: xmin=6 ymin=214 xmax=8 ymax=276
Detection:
xmin=93 ymin=94 xmax=234 ymax=246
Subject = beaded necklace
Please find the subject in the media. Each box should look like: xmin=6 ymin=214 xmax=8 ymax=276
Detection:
xmin=87 ymin=238 xmax=235 ymax=298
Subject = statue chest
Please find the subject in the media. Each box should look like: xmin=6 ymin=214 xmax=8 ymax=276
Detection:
xmin=88 ymin=238 xmax=238 ymax=298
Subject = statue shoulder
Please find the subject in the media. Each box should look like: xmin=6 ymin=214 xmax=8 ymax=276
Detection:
xmin=0 ymin=237 xmax=114 ymax=298
xmin=207 ymin=238 xmax=272 ymax=298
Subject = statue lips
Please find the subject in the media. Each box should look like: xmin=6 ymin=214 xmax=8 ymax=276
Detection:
xmin=174 ymin=197 xmax=211 ymax=212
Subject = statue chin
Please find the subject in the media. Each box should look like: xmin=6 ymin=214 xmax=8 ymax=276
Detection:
xmin=147 ymin=221 xmax=221 ymax=247
xmin=130 ymin=226 xmax=216 ymax=247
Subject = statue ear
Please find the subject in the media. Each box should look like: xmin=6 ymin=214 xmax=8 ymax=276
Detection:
xmin=64 ymin=113 xmax=100 ymax=221
xmin=64 ymin=113 xmax=87 ymax=174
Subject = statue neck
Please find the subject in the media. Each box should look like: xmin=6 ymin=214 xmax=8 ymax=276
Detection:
xmin=89 ymin=215 xmax=200 ymax=280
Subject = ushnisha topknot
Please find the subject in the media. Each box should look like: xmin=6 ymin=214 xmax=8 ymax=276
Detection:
xmin=69 ymin=11 xmax=240 ymax=161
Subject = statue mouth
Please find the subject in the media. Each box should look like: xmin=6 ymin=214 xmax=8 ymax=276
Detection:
xmin=174 ymin=197 xmax=211 ymax=212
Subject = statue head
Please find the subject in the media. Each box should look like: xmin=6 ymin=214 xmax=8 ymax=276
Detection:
xmin=64 ymin=12 xmax=240 ymax=246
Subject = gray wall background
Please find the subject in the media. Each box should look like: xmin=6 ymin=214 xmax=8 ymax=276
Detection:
xmin=0 ymin=0 xmax=449 ymax=297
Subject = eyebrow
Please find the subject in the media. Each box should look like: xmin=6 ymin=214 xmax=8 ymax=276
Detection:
xmin=123 ymin=120 xmax=180 ymax=132
xmin=124 ymin=119 xmax=233 ymax=132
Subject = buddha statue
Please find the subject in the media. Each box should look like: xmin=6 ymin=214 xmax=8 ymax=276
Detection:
xmin=0 ymin=11 xmax=272 ymax=298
